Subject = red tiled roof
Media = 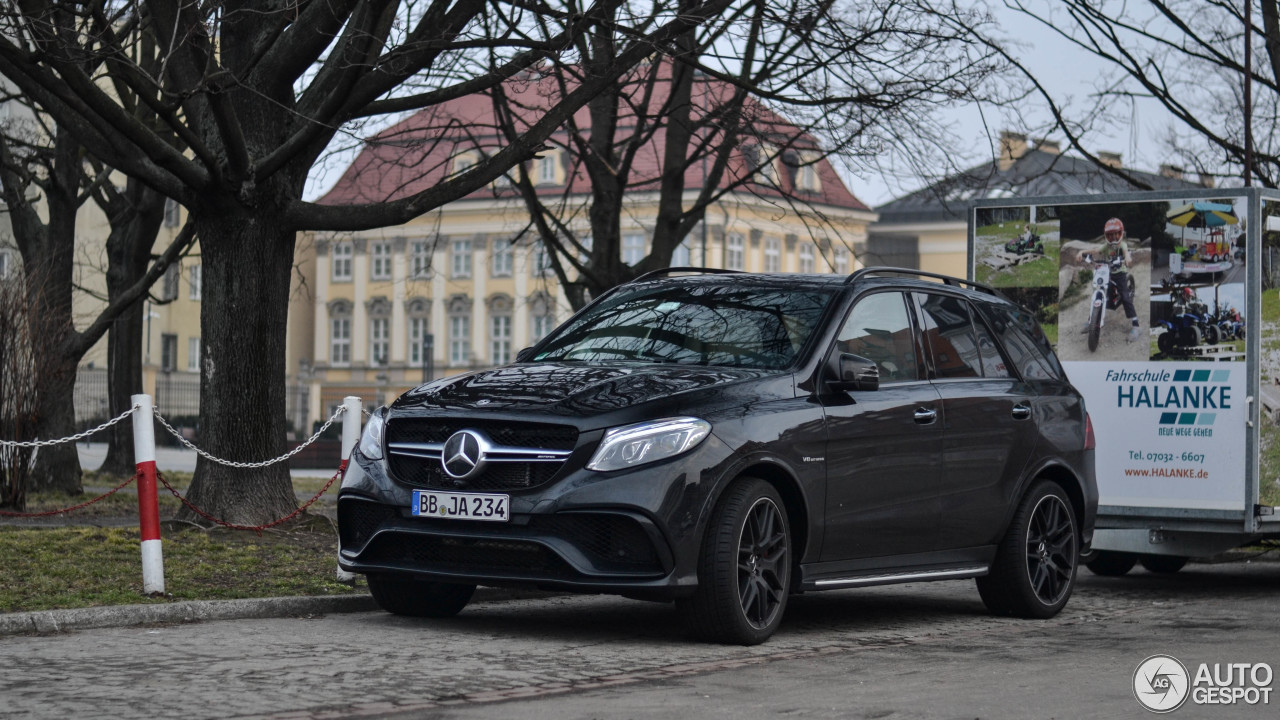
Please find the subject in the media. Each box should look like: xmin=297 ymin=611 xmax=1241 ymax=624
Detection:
xmin=320 ymin=66 xmax=869 ymax=212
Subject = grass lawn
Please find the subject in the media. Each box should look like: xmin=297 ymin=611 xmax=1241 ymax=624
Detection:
xmin=0 ymin=523 xmax=363 ymax=613
xmin=977 ymin=239 xmax=1061 ymax=288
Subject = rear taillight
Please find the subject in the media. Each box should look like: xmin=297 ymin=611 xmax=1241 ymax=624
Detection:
xmin=1084 ymin=413 xmax=1096 ymax=451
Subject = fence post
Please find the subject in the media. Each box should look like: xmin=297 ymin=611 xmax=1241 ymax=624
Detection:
xmin=336 ymin=395 xmax=363 ymax=582
xmin=131 ymin=393 xmax=165 ymax=595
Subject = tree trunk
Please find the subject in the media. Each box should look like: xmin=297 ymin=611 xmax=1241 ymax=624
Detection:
xmin=100 ymin=185 xmax=166 ymax=477
xmin=30 ymin=355 xmax=82 ymax=494
xmin=27 ymin=130 xmax=83 ymax=494
xmin=178 ymin=202 xmax=297 ymax=525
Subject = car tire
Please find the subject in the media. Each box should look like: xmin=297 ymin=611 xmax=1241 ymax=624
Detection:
xmin=1084 ymin=550 xmax=1138 ymax=576
xmin=367 ymin=573 xmax=476 ymax=618
xmin=678 ymin=477 xmax=791 ymax=645
xmin=976 ymin=481 xmax=1078 ymax=618
xmin=1140 ymin=555 xmax=1189 ymax=574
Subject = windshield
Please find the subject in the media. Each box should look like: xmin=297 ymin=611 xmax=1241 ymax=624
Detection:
xmin=534 ymin=283 xmax=836 ymax=369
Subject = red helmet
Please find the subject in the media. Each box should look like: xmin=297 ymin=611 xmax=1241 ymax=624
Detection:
xmin=1104 ymin=217 xmax=1124 ymax=242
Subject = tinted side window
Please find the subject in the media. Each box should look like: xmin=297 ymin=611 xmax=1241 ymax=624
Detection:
xmin=837 ymin=292 xmax=919 ymax=382
xmin=983 ymin=304 xmax=1060 ymax=381
xmin=913 ymin=293 xmax=980 ymax=379
xmin=972 ymin=315 xmax=1011 ymax=378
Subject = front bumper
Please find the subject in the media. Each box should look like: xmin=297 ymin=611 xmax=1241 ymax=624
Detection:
xmin=337 ymin=434 xmax=734 ymax=596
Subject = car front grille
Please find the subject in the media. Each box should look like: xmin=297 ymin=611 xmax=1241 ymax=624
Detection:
xmin=385 ymin=418 xmax=578 ymax=491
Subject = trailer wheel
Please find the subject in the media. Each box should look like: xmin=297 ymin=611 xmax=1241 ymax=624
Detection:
xmin=1084 ymin=550 xmax=1137 ymax=576
xmin=1139 ymin=555 xmax=1188 ymax=574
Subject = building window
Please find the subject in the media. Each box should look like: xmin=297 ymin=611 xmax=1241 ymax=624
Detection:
xmin=370 ymin=242 xmax=391 ymax=280
xmin=725 ymin=233 xmax=745 ymax=271
xmin=448 ymin=297 xmax=471 ymax=366
xmin=332 ymin=242 xmax=353 ymax=282
xmin=672 ymin=240 xmax=691 ymax=267
xmin=161 ymin=333 xmax=178 ymax=372
xmin=452 ymin=153 xmax=474 ymax=177
xmin=764 ymin=237 xmax=780 ymax=272
xmin=0 ymin=249 xmax=12 ymax=279
xmin=833 ymin=247 xmax=850 ymax=275
xmin=410 ymin=240 xmax=432 ymax=279
xmin=163 ymin=198 xmax=181 ymax=228
xmin=187 ymin=337 xmax=200 ymax=372
xmin=538 ymin=153 xmax=557 ymax=184
xmin=369 ymin=317 xmax=389 ymax=365
xmin=329 ymin=301 xmax=352 ymax=365
xmin=187 ymin=264 xmax=201 ymax=300
xmin=159 ymin=263 xmax=180 ymax=301
xmin=751 ymin=144 xmax=778 ymax=185
xmin=799 ymin=243 xmax=815 ymax=273
xmin=530 ymin=293 xmax=556 ymax=343
xmin=796 ymin=154 xmax=821 ymax=192
xmin=531 ymin=244 xmax=552 ymax=277
xmin=491 ymin=240 xmax=514 ymax=277
xmin=451 ymin=238 xmax=472 ymax=278
xmin=407 ymin=298 xmax=431 ymax=367
xmin=622 ymin=233 xmax=645 ymax=267
xmin=491 ymin=314 xmax=512 ymax=365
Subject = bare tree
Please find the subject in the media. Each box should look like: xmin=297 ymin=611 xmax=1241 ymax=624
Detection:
xmin=472 ymin=0 xmax=1006 ymax=307
xmin=0 ymin=0 xmax=744 ymax=523
xmin=1003 ymin=0 xmax=1280 ymax=188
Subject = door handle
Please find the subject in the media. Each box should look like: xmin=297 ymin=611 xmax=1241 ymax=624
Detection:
xmin=914 ymin=408 xmax=937 ymax=424
xmin=1011 ymin=403 xmax=1032 ymax=420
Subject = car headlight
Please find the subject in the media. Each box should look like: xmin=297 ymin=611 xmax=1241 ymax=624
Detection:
xmin=587 ymin=417 xmax=711 ymax=472
xmin=358 ymin=408 xmax=386 ymax=460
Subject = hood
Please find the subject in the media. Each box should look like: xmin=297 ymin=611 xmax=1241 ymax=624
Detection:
xmin=391 ymin=362 xmax=778 ymax=417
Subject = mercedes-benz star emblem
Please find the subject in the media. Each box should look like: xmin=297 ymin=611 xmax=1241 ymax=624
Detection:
xmin=441 ymin=430 xmax=487 ymax=479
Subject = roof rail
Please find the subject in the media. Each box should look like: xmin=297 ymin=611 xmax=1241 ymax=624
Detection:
xmin=629 ymin=266 xmax=745 ymax=283
xmin=845 ymin=266 xmax=1002 ymax=297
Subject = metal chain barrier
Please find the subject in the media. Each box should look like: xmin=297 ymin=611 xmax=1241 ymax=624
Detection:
xmin=0 ymin=405 xmax=138 ymax=448
xmin=152 ymin=405 xmax=346 ymax=469
xmin=0 ymin=473 xmax=139 ymax=517
xmin=156 ymin=467 xmax=343 ymax=534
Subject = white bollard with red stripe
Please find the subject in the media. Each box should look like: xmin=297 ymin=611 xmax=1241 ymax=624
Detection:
xmin=132 ymin=393 xmax=165 ymax=595
xmin=336 ymin=395 xmax=363 ymax=582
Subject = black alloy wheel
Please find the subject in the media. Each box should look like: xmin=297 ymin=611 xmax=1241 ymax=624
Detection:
xmin=977 ymin=481 xmax=1079 ymax=618
xmin=1023 ymin=492 xmax=1077 ymax=606
xmin=679 ymin=477 xmax=791 ymax=645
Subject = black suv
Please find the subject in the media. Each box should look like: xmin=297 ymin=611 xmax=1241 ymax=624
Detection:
xmin=338 ymin=268 xmax=1097 ymax=644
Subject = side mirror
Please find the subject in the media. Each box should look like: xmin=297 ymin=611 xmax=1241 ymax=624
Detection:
xmin=515 ymin=347 xmax=535 ymax=363
xmin=828 ymin=353 xmax=879 ymax=392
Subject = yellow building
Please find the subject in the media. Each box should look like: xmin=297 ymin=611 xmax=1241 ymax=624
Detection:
xmin=296 ymin=85 xmax=878 ymax=424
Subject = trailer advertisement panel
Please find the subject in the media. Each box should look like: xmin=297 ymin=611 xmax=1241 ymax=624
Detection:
xmin=972 ymin=194 xmax=1254 ymax=515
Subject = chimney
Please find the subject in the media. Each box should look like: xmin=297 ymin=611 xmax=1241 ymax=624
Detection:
xmin=1159 ymin=164 xmax=1184 ymax=180
xmin=1199 ymin=173 xmax=1215 ymax=188
xmin=1097 ymin=151 xmax=1123 ymax=169
xmin=1035 ymin=138 xmax=1061 ymax=155
xmin=998 ymin=131 xmax=1028 ymax=171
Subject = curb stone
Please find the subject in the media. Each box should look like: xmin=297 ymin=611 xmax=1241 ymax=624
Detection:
xmin=0 ymin=587 xmax=550 ymax=636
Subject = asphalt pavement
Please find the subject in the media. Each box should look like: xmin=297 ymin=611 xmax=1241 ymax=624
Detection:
xmin=2 ymin=559 xmax=1276 ymax=719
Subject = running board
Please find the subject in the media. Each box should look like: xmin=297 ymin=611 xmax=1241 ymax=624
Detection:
xmin=807 ymin=565 xmax=988 ymax=589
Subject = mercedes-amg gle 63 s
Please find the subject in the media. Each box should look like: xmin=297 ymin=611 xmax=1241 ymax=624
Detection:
xmin=338 ymin=267 xmax=1097 ymax=645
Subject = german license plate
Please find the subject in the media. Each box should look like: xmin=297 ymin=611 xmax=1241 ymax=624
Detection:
xmin=411 ymin=490 xmax=509 ymax=522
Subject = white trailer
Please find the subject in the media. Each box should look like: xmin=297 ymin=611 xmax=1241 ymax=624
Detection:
xmin=969 ymin=189 xmax=1280 ymax=574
